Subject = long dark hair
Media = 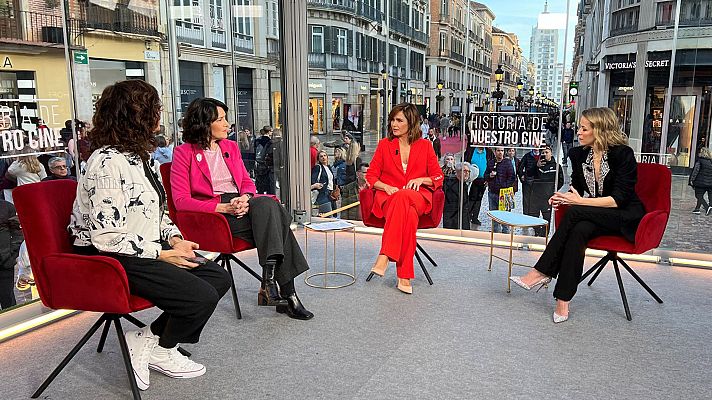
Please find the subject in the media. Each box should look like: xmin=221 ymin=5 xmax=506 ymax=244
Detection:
xmin=89 ymin=80 xmax=161 ymax=161
xmin=182 ymin=98 xmax=228 ymax=149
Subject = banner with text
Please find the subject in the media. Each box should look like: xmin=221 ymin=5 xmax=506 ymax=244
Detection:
xmin=466 ymin=112 xmax=550 ymax=150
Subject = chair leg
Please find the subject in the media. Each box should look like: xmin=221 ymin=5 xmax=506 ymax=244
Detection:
xmin=414 ymin=251 xmax=434 ymax=285
xmin=96 ymin=319 xmax=112 ymax=353
xmin=587 ymin=263 xmax=607 ymax=287
xmin=228 ymin=254 xmax=263 ymax=282
xmin=618 ymin=258 xmax=664 ymax=304
xmin=113 ymin=316 xmax=143 ymax=400
xmin=612 ymin=259 xmax=632 ymax=321
xmin=365 ymin=272 xmax=375 ymax=282
xmin=120 ymin=315 xmax=192 ymax=358
xmin=223 ymin=258 xmax=242 ymax=320
xmin=416 ymin=243 xmax=437 ymax=267
xmin=32 ymin=314 xmax=109 ymax=398
xmin=580 ymin=256 xmax=608 ymax=284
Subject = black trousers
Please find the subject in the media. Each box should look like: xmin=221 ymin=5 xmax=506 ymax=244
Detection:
xmin=534 ymin=205 xmax=629 ymax=302
xmin=75 ymin=245 xmax=230 ymax=348
xmin=522 ymin=183 xmax=554 ymax=236
xmin=0 ymin=263 xmax=15 ymax=309
xmin=694 ymin=187 xmax=711 ymax=210
xmin=222 ymin=196 xmax=309 ymax=287
xmin=468 ymin=179 xmax=486 ymax=226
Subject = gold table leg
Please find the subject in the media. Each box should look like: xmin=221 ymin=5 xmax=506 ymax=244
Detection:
xmin=488 ymin=222 xmax=494 ymax=271
xmin=507 ymin=228 xmax=514 ymax=293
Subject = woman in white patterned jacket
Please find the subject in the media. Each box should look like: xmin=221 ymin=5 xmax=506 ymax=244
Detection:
xmin=68 ymin=80 xmax=230 ymax=392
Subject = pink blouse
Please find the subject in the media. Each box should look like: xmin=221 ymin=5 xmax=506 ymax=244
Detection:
xmin=204 ymin=149 xmax=239 ymax=195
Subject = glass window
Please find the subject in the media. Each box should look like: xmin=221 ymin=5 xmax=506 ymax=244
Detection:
xmin=311 ymin=26 xmax=324 ymax=53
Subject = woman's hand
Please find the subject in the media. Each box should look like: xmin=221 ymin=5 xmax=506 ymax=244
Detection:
xmin=230 ymin=196 xmax=250 ymax=217
xmin=172 ymin=239 xmax=199 ymax=254
xmin=550 ymin=187 xmax=582 ymax=209
xmin=383 ymin=184 xmax=399 ymax=195
xmin=158 ymin=249 xmax=199 ymax=269
xmin=405 ymin=177 xmax=426 ymax=191
xmin=215 ymin=203 xmax=237 ymax=214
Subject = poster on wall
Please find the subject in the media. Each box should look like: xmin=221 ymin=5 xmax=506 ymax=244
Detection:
xmin=343 ymin=103 xmax=365 ymax=151
xmin=236 ymin=89 xmax=254 ymax=133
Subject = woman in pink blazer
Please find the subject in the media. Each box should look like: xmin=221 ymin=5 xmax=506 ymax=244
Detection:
xmin=171 ymin=98 xmax=312 ymax=320
xmin=366 ymin=103 xmax=443 ymax=294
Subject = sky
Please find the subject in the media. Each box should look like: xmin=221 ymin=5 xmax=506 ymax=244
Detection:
xmin=483 ymin=0 xmax=580 ymax=69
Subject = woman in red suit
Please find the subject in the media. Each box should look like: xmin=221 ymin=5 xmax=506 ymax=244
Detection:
xmin=366 ymin=103 xmax=443 ymax=294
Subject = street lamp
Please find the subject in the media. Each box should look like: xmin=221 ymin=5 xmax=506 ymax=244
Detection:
xmin=516 ymin=78 xmax=524 ymax=111
xmin=436 ymin=81 xmax=444 ymax=114
xmin=494 ymin=64 xmax=504 ymax=112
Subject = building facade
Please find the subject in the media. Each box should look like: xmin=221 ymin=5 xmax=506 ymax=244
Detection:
xmin=530 ymin=2 xmax=560 ymax=100
xmin=572 ymin=0 xmax=712 ymax=172
xmin=491 ymin=27 xmax=522 ymax=109
xmin=425 ymin=0 xmax=494 ymax=114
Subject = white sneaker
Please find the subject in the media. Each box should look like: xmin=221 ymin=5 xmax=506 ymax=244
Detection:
xmin=149 ymin=346 xmax=206 ymax=379
xmin=124 ymin=326 xmax=158 ymax=390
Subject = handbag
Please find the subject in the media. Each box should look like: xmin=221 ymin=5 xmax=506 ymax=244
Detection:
xmin=329 ymin=184 xmax=341 ymax=201
xmin=498 ymin=187 xmax=515 ymax=211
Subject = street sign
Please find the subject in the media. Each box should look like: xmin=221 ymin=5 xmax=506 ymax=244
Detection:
xmin=569 ymin=81 xmax=579 ymax=97
xmin=73 ymin=50 xmax=88 ymax=65
xmin=585 ymin=63 xmax=600 ymax=72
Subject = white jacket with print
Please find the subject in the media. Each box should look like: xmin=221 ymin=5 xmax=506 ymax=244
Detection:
xmin=69 ymin=146 xmax=182 ymax=259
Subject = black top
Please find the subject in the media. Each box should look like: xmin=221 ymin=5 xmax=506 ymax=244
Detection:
xmin=568 ymin=145 xmax=645 ymax=240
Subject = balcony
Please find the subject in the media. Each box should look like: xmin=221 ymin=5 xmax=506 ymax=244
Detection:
xmin=610 ymin=24 xmax=638 ymax=36
xmin=0 ymin=10 xmax=84 ymax=46
xmin=307 ymin=0 xmax=355 ymax=14
xmin=175 ymin=20 xmax=205 ymax=46
xmin=331 ymin=53 xmax=349 ymax=70
xmin=81 ymin=2 xmax=159 ymax=37
xmin=355 ymin=1 xmax=383 ymax=23
xmin=267 ymin=38 xmax=280 ymax=60
xmin=309 ymin=52 xmax=326 ymax=68
xmin=211 ymin=29 xmax=226 ymax=49
xmin=451 ymin=52 xmax=465 ymax=64
xmin=233 ymin=32 xmax=254 ymax=54
xmin=410 ymin=69 xmax=423 ymax=80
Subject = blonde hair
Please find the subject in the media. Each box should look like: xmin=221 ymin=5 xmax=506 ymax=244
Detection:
xmin=345 ymin=141 xmax=361 ymax=165
xmin=699 ymin=147 xmax=712 ymax=159
xmin=317 ymin=150 xmax=329 ymax=165
xmin=581 ymin=107 xmax=628 ymax=153
xmin=19 ymin=155 xmax=42 ymax=174
xmin=333 ymin=147 xmax=345 ymax=162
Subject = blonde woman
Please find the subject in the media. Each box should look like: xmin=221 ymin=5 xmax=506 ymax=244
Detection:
xmin=7 ymin=155 xmax=47 ymax=186
xmin=510 ymin=107 xmax=645 ymax=323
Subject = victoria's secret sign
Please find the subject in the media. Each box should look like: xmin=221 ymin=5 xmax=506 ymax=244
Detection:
xmin=605 ymin=58 xmax=671 ymax=70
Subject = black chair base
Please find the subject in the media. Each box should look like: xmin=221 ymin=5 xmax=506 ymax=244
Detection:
xmin=366 ymin=241 xmax=435 ymax=285
xmin=580 ymin=251 xmax=663 ymax=321
xmin=33 ymin=313 xmax=143 ymax=400
xmin=215 ymin=253 xmax=262 ymax=320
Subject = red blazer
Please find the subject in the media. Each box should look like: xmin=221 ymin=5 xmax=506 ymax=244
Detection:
xmin=366 ymin=137 xmax=444 ymax=219
xmin=171 ymin=140 xmax=257 ymax=213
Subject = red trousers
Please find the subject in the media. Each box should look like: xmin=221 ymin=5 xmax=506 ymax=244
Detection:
xmin=380 ymin=190 xmax=428 ymax=279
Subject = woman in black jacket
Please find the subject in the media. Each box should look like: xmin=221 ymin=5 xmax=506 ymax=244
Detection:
xmin=510 ymin=107 xmax=646 ymax=323
xmin=690 ymin=147 xmax=712 ymax=215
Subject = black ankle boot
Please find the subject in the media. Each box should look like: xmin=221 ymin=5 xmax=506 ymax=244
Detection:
xmin=258 ymin=263 xmax=288 ymax=306
xmin=276 ymin=293 xmax=314 ymax=320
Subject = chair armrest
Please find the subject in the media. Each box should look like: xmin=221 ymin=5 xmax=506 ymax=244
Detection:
xmin=633 ymin=211 xmax=669 ymax=253
xmin=175 ymin=210 xmax=235 ymax=253
xmin=553 ymin=204 xmax=570 ymax=229
xmin=38 ymin=254 xmax=133 ymax=313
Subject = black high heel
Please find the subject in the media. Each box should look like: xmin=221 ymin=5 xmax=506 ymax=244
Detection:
xmin=276 ymin=293 xmax=314 ymax=320
xmin=258 ymin=263 xmax=288 ymax=306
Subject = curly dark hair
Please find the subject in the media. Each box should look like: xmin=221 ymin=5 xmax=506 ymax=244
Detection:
xmin=181 ymin=98 xmax=228 ymax=149
xmin=89 ymin=80 xmax=161 ymax=161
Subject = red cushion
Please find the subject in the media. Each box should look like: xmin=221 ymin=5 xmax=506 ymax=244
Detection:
xmin=554 ymin=163 xmax=671 ymax=255
xmin=13 ymin=181 xmax=152 ymax=314
xmin=359 ymin=188 xmax=445 ymax=229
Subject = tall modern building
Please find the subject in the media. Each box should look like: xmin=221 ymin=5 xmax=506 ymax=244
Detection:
xmin=529 ymin=1 xmax=559 ymax=100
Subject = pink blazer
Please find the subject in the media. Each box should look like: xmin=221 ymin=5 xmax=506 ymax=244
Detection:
xmin=171 ymin=140 xmax=257 ymax=213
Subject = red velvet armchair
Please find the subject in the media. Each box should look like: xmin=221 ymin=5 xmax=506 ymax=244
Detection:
xmin=13 ymin=180 xmax=156 ymax=400
xmin=160 ymin=162 xmax=262 ymax=320
xmin=555 ymin=163 xmax=670 ymax=320
xmin=359 ymin=188 xmax=445 ymax=284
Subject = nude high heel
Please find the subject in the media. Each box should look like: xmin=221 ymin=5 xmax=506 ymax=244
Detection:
xmin=397 ymin=278 xmax=412 ymax=294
